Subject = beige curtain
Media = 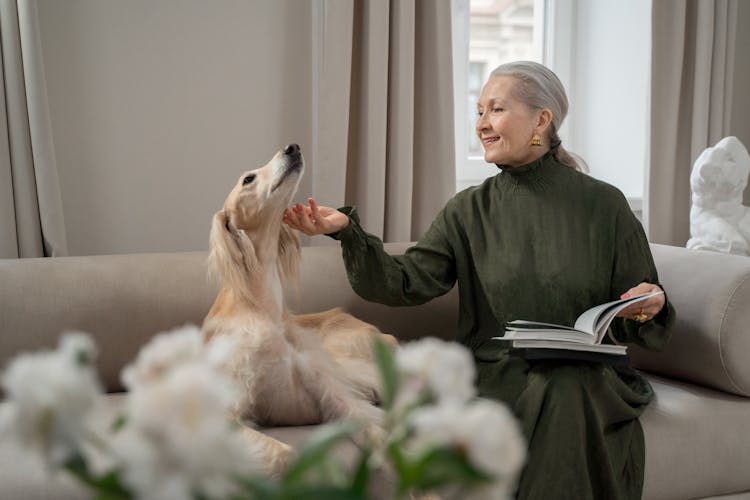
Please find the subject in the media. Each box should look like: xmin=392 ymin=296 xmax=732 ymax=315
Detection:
xmin=0 ymin=0 xmax=67 ymax=258
xmin=313 ymin=0 xmax=455 ymax=243
xmin=646 ymin=0 xmax=737 ymax=246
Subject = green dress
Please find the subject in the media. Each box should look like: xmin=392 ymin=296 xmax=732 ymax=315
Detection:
xmin=330 ymin=150 xmax=675 ymax=500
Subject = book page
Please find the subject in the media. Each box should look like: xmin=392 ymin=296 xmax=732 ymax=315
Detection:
xmin=500 ymin=329 xmax=593 ymax=343
xmin=506 ymin=320 xmax=578 ymax=331
xmin=573 ymin=291 xmax=664 ymax=339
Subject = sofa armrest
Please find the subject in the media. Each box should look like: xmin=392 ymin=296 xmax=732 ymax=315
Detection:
xmin=629 ymin=244 xmax=750 ymax=397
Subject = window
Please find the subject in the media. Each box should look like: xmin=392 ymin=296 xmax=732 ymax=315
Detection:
xmin=453 ymin=0 xmax=545 ymax=192
xmin=453 ymin=0 xmax=651 ymax=217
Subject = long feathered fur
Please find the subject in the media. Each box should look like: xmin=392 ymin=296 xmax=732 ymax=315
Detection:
xmin=202 ymin=147 xmax=397 ymax=478
xmin=207 ymin=210 xmax=300 ymax=305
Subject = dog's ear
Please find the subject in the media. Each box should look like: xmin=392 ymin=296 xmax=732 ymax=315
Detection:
xmin=208 ymin=209 xmax=258 ymax=295
xmin=277 ymin=223 xmax=301 ymax=284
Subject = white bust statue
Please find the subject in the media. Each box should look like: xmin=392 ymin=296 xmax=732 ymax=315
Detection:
xmin=687 ymin=136 xmax=750 ymax=256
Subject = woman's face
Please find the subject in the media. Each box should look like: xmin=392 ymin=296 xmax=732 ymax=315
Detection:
xmin=476 ymin=76 xmax=544 ymax=167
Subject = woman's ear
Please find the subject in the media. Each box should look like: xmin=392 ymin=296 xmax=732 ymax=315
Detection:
xmin=536 ymin=108 xmax=553 ymax=134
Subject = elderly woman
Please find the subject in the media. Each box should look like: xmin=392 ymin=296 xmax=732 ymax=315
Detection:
xmin=284 ymin=61 xmax=674 ymax=500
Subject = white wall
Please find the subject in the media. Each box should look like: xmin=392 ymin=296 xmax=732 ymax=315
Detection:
xmin=37 ymin=0 xmax=313 ymax=255
xmin=563 ymin=0 xmax=651 ymax=202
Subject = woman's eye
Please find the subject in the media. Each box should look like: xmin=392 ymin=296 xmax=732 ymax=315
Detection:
xmin=493 ymin=108 xmax=503 ymax=112
xmin=243 ymin=174 xmax=256 ymax=185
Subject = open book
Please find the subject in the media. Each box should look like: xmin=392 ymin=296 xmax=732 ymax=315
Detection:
xmin=494 ymin=290 xmax=664 ymax=356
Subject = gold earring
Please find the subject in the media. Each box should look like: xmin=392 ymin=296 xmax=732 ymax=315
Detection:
xmin=530 ymin=133 xmax=543 ymax=147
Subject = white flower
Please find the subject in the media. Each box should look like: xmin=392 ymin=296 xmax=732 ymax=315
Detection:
xmin=409 ymin=399 xmax=526 ymax=499
xmin=114 ymin=327 xmax=259 ymax=500
xmin=395 ymin=337 xmax=476 ymax=408
xmin=114 ymin=361 xmax=260 ymax=500
xmin=0 ymin=332 xmax=102 ymax=466
xmin=121 ymin=324 xmax=232 ymax=390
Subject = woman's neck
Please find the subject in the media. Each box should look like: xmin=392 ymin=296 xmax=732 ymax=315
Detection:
xmin=505 ymin=147 xmax=550 ymax=168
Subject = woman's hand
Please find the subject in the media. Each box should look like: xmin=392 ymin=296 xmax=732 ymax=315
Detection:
xmin=282 ymin=198 xmax=349 ymax=236
xmin=616 ymin=282 xmax=665 ymax=322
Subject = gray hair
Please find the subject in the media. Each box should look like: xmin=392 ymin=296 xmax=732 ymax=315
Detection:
xmin=490 ymin=61 xmax=586 ymax=172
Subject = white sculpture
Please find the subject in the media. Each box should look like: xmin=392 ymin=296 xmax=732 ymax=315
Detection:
xmin=687 ymin=136 xmax=750 ymax=256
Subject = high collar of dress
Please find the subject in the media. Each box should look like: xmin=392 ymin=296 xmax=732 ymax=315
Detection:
xmin=493 ymin=143 xmax=563 ymax=191
xmin=494 ymin=143 xmax=560 ymax=176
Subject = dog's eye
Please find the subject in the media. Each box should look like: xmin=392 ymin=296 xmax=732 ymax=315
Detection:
xmin=243 ymin=174 xmax=256 ymax=185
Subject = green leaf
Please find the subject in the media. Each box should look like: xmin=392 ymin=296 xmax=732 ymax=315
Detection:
xmin=373 ymin=337 xmax=399 ymax=410
xmin=387 ymin=441 xmax=409 ymax=477
xmin=409 ymin=446 xmax=492 ymax=492
xmin=233 ymin=474 xmax=279 ymax=500
xmin=349 ymin=448 xmax=372 ymax=495
xmin=64 ymin=454 xmax=131 ymax=499
xmin=387 ymin=443 xmax=421 ymax=494
xmin=279 ymin=484 xmax=368 ymax=500
xmin=110 ymin=414 xmax=128 ymax=433
xmin=282 ymin=422 xmax=359 ymax=485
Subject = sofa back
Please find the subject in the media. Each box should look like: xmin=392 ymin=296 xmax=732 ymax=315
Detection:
xmin=285 ymin=242 xmax=458 ymax=341
xmin=2 ymin=242 xmax=749 ymax=397
xmin=0 ymin=252 xmax=216 ymax=392
xmin=0 ymin=243 xmax=457 ymax=393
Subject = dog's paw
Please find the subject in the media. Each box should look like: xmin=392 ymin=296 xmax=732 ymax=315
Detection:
xmin=264 ymin=441 xmax=296 ymax=479
xmin=348 ymin=422 xmax=388 ymax=451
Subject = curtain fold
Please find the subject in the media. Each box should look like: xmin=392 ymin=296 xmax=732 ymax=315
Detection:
xmin=313 ymin=0 xmax=455 ymax=243
xmin=646 ymin=0 xmax=737 ymax=246
xmin=0 ymin=0 xmax=67 ymax=258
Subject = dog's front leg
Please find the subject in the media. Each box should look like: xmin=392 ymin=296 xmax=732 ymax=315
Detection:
xmin=237 ymin=426 xmax=295 ymax=478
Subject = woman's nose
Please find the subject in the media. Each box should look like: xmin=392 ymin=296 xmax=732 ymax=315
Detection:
xmin=476 ymin=114 xmax=488 ymax=133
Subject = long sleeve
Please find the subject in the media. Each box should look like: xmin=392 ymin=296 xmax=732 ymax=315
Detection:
xmin=328 ymin=206 xmax=457 ymax=307
xmin=608 ymin=205 xmax=676 ymax=350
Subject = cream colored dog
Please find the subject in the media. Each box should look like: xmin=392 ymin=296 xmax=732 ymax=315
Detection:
xmin=202 ymin=144 xmax=396 ymax=474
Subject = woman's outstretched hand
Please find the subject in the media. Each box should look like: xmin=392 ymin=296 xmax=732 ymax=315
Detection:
xmin=283 ymin=198 xmax=350 ymax=236
xmin=616 ymin=282 xmax=665 ymax=323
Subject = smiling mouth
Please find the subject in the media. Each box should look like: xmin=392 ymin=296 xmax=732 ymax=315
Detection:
xmin=270 ymin=160 xmax=303 ymax=192
xmin=482 ymin=137 xmax=500 ymax=146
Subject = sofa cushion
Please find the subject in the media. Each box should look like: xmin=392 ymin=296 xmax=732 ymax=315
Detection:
xmin=3 ymin=377 xmax=749 ymax=500
xmin=0 ymin=393 xmax=391 ymax=499
xmin=641 ymin=374 xmax=750 ymax=500
xmin=630 ymin=245 xmax=750 ymax=397
xmin=0 ymin=394 xmax=127 ymax=500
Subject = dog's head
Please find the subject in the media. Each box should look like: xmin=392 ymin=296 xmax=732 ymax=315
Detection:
xmin=222 ymin=144 xmax=305 ymax=231
xmin=208 ymin=145 xmax=303 ymax=296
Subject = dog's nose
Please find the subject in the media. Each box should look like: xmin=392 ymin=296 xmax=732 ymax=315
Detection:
xmin=284 ymin=144 xmax=300 ymax=156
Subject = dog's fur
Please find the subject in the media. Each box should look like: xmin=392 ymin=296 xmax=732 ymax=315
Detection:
xmin=201 ymin=145 xmax=397 ymax=475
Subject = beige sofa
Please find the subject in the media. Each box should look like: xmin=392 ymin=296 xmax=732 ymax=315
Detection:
xmin=1 ymin=243 xmax=749 ymax=500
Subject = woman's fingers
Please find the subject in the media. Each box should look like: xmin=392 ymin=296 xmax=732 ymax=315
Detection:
xmin=282 ymin=202 xmax=327 ymax=235
xmin=283 ymin=199 xmax=348 ymax=235
xmin=617 ymin=282 xmax=665 ymax=321
xmin=309 ymin=198 xmax=321 ymax=223
xmin=283 ymin=204 xmax=314 ymax=235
